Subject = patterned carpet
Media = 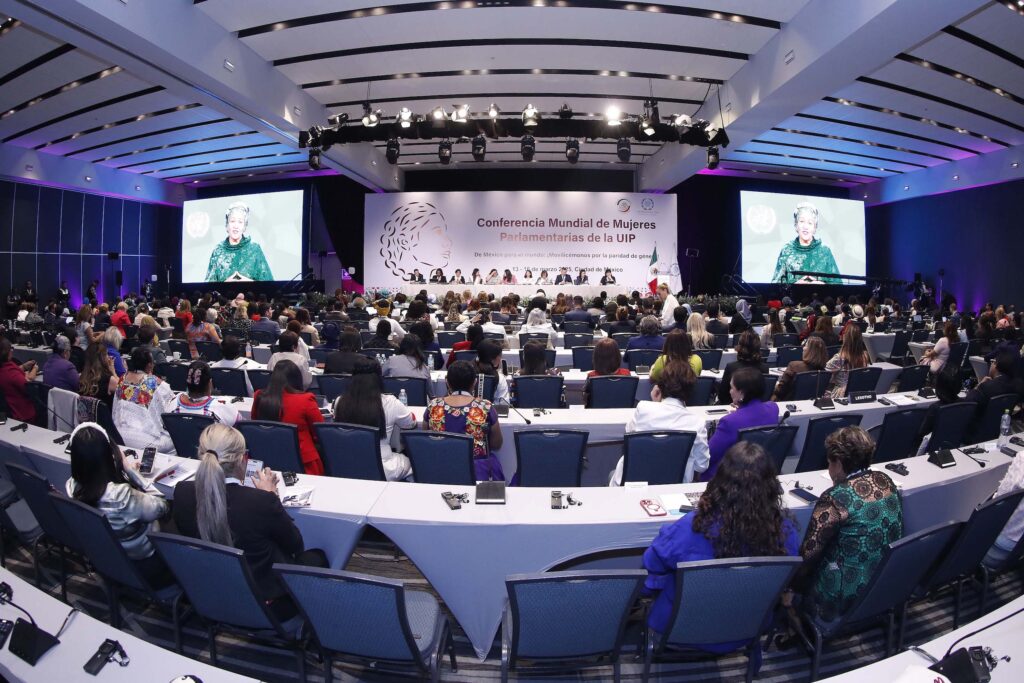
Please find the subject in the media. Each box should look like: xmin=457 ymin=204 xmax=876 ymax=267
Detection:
xmin=5 ymin=534 xmax=1022 ymax=682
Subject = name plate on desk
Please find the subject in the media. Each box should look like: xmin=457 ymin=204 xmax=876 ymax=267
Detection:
xmin=849 ymin=391 xmax=876 ymax=404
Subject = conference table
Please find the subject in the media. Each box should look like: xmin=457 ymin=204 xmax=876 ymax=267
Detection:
xmin=9 ymin=344 xmax=51 ymax=367
xmin=0 ymin=568 xmax=256 ymax=682
xmin=862 ymin=332 xmax=896 ymax=362
xmin=0 ymin=415 xmax=1013 ymax=661
xmin=970 ymin=355 xmax=990 ymax=381
xmin=399 ymin=283 xmax=612 ymax=300
xmin=820 ymin=593 xmax=1024 ymax=682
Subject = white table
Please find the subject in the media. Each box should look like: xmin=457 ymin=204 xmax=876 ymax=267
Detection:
xmin=820 ymin=594 xmax=1024 ymax=682
xmin=909 ymin=341 xmax=934 ymax=362
xmin=9 ymin=345 xmax=50 ymax=367
xmin=0 ymin=568 xmax=256 ymax=682
xmin=970 ymin=355 xmax=990 ymax=382
xmin=862 ymin=333 xmax=896 ymax=363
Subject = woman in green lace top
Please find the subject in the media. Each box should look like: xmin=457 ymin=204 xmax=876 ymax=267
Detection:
xmin=771 ymin=202 xmax=841 ymax=284
xmin=795 ymin=426 xmax=903 ymax=621
xmin=205 ymin=202 xmax=273 ymax=282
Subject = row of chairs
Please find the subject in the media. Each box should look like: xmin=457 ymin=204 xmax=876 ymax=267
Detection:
xmin=6 ymin=447 xmax=1023 ymax=682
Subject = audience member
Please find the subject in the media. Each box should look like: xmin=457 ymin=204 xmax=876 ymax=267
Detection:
xmin=771 ymin=337 xmax=828 ymax=402
xmin=706 ymin=367 xmax=779 ymax=480
xmin=650 ymin=330 xmax=702 ymax=383
xmin=252 ymin=360 xmax=324 ymax=475
xmin=267 ymin=331 xmax=312 ymax=390
xmin=704 ymin=302 xmax=728 ymax=337
xmin=364 ymin=319 xmax=399 ymax=351
xmin=475 ymin=339 xmax=510 ymax=403
xmin=43 ymin=334 xmax=80 ymax=393
xmin=687 ymin=312 xmax=715 ymax=350
xmin=824 ymin=326 xmax=869 ymax=398
xmin=383 ymin=334 xmax=433 ymax=396
xmin=103 ymin=326 xmax=127 ymax=377
xmin=921 ymin=321 xmax=958 ymax=375
xmin=80 ymin=341 xmax=118 ymax=406
xmin=112 ymin=347 xmax=175 ymax=453
xmin=0 ymin=338 xmax=38 ymax=422
xmin=760 ymin=308 xmax=786 ymax=349
xmin=110 ymin=302 xmax=132 ymax=336
xmin=209 ymin=336 xmax=253 ymax=396
xmin=626 ymin=315 xmax=665 ymax=351
xmin=717 ymin=330 xmax=768 ymax=405
xmin=169 ymin=361 xmax=239 ymax=425
xmin=728 ymin=300 xmax=752 ymax=334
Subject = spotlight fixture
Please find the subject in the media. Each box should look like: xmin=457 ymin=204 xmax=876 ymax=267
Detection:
xmin=451 ymin=104 xmax=470 ymax=122
xmin=640 ymin=115 xmax=656 ymax=137
xmin=641 ymin=99 xmax=659 ymax=137
xmin=361 ymin=102 xmax=380 ymax=127
xmin=386 ymin=138 xmax=400 ymax=164
xmin=558 ymin=104 xmax=574 ymax=119
xmin=521 ymin=135 xmax=536 ymax=161
xmin=704 ymin=124 xmax=719 ymax=143
xmin=431 ymin=106 xmax=447 ymax=121
xmin=471 ymin=135 xmax=487 ymax=161
xmin=438 ymin=139 xmax=452 ymax=165
xmin=327 ymin=113 xmax=348 ymax=127
xmin=673 ymin=113 xmax=692 ymax=128
xmin=605 ymin=106 xmax=622 ymax=126
xmin=488 ymin=103 xmax=501 ymax=119
xmin=706 ymin=146 xmax=719 ymax=170
xmin=616 ymin=138 xmax=631 ymax=162
xmin=308 ymin=148 xmax=322 ymax=170
xmin=565 ymin=138 xmax=579 ymax=164
xmin=522 ymin=104 xmax=539 ymax=127
xmin=397 ymin=108 xmax=414 ymax=128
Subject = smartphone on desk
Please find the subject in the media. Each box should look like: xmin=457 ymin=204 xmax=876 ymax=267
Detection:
xmin=140 ymin=446 xmax=156 ymax=475
xmin=789 ymin=488 xmax=819 ymax=503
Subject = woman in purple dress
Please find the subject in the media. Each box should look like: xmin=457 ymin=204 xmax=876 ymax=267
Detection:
xmin=425 ymin=360 xmax=505 ymax=481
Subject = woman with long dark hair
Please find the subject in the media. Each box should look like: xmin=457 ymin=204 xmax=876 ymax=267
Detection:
xmin=334 ymin=358 xmax=417 ymax=480
xmin=643 ymin=441 xmax=799 ymax=651
xmin=66 ymin=422 xmax=173 ymax=586
xmin=384 ymin=333 xmax=433 ymax=396
xmin=760 ymin=308 xmax=786 ymax=349
xmin=252 ymin=359 xmax=324 ymax=475
xmin=649 ymin=330 xmax=702 ymax=383
xmin=921 ymin=320 xmax=959 ymax=375
xmin=446 ymin=322 xmax=485 ymax=367
xmin=717 ymin=329 xmax=768 ymax=405
xmin=824 ymin=325 xmax=870 ymax=398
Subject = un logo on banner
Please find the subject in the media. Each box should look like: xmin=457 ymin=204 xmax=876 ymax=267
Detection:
xmin=616 ymin=198 xmax=631 ymax=212
xmin=641 ymin=198 xmax=655 ymax=211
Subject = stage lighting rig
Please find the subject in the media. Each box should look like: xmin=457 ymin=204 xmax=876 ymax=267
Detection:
xmin=308 ymin=148 xmax=322 ymax=170
xmin=438 ymin=139 xmax=453 ymax=164
xmin=451 ymin=104 xmax=470 ymax=122
xmin=431 ymin=106 xmax=447 ymax=121
xmin=565 ymin=138 xmax=579 ymax=164
xmin=559 ymin=104 xmax=574 ymax=119
xmin=488 ymin=104 xmax=501 ymax=119
xmin=327 ymin=113 xmax=348 ymax=127
xmin=605 ymin=106 xmax=622 ymax=126
xmin=521 ymin=135 xmax=536 ymax=161
xmin=640 ymin=99 xmax=659 ymax=137
xmin=522 ymin=104 xmax=539 ymax=127
xmin=397 ymin=108 xmax=414 ymax=128
xmin=706 ymin=146 xmax=720 ymax=169
xmin=361 ymin=102 xmax=380 ymax=127
xmin=471 ymin=135 xmax=487 ymax=161
xmin=616 ymin=138 xmax=631 ymax=162
xmin=386 ymin=138 xmax=400 ymax=164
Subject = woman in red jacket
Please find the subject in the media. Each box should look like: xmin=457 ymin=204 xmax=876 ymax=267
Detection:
xmin=251 ymin=359 xmax=324 ymax=475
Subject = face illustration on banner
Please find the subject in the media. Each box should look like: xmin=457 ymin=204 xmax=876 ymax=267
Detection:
xmin=378 ymin=201 xmax=453 ymax=278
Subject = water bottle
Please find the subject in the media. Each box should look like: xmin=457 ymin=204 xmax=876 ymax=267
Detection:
xmin=997 ymin=409 xmax=1011 ymax=448
xmin=398 ymin=389 xmax=408 ymax=406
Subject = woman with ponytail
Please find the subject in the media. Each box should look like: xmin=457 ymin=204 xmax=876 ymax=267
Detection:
xmin=172 ymin=423 xmax=327 ymax=618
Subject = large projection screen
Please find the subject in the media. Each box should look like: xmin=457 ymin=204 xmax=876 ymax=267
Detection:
xmin=363 ymin=191 xmax=676 ymax=290
xmin=740 ymin=191 xmax=866 ymax=284
xmin=181 ymin=190 xmax=305 ymax=284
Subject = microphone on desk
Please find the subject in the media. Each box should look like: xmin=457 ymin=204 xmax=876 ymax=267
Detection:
xmin=498 ymin=397 xmax=531 ymax=425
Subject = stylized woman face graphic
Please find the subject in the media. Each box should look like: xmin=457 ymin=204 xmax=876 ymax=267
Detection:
xmin=795 ymin=210 xmax=817 ymax=245
xmin=380 ymin=202 xmax=453 ymax=277
xmin=416 ymin=218 xmax=452 ymax=268
xmin=226 ymin=210 xmax=247 ymax=244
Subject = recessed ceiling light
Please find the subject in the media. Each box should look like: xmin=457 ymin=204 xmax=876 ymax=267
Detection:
xmin=952 ymin=175 xmax=959 ymax=180
xmin=135 ymin=185 xmax=141 ymax=190
xmin=84 ymin=175 xmax=92 ymax=182
xmin=903 ymin=185 xmax=910 ymax=190
xmin=1013 ymin=161 xmax=1020 ymax=168
xmin=223 ymin=59 xmax=235 ymax=72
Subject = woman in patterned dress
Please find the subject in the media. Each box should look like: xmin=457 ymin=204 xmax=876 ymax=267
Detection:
xmin=424 ymin=360 xmax=505 ymax=481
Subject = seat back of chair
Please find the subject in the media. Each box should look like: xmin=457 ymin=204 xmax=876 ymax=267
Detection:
xmin=94 ymin=400 xmax=125 ymax=446
xmin=562 ymin=321 xmax=591 ymax=333
xmin=208 ymin=367 xmax=249 ymax=397
xmin=712 ymin=334 xmax=729 ymax=349
xmin=154 ymin=362 xmax=189 ymax=392
xmin=972 ymin=394 xmax=1020 ymax=443
xmin=846 ymin=367 xmax=882 ymax=394
xmin=276 ymin=565 xmax=421 ymax=663
xmin=873 ymin=408 xmax=929 ymax=463
xmin=622 ymin=431 xmax=696 ymax=485
xmin=775 ymin=346 xmax=802 ymax=368
xmin=948 ymin=342 xmax=968 ymax=369
xmin=382 ymin=377 xmax=428 ymax=406
xmin=402 ymin=432 xmax=476 ymax=485
xmin=506 ymin=570 xmax=645 ymax=664
xmin=167 ymin=338 xmax=190 ymax=358
xmin=663 ymin=557 xmax=802 ymax=647
xmin=453 ymin=350 xmax=477 ymax=363
xmin=571 ymin=346 xmax=596 ymax=372
xmin=317 ymin=374 xmax=353 ymax=402
xmin=150 ymin=532 xmax=276 ymax=631
xmin=928 ymin=401 xmax=978 ymax=450
xmin=24 ymin=381 xmax=51 ymax=424
xmin=48 ymin=493 xmax=148 ymax=593
xmin=625 ymin=349 xmax=661 ymax=371
xmin=247 ymin=369 xmax=272 ymax=393
xmin=161 ymin=413 xmax=217 ymax=459
xmin=922 ymin=490 xmax=1024 ymax=591
xmin=249 ymin=329 xmax=277 ymax=346
xmin=236 ymin=420 xmax=304 ymax=472
xmin=563 ymin=333 xmax=593 ymax=349
xmin=738 ymin=425 xmax=799 ymax=473
xmin=793 ymin=371 xmax=831 ymax=401
xmin=518 ymin=333 xmax=549 ymax=348
xmin=478 ymin=374 xmax=497 ymax=402
xmin=587 ymin=376 xmax=638 ymax=409
xmin=513 ymin=376 xmax=564 ymax=409
xmin=437 ymin=331 xmax=464 ymax=348
xmin=689 ymin=376 xmax=716 ymax=407
xmin=842 ymin=522 xmax=960 ymax=630
xmin=195 ymin=341 xmax=223 ymax=362
xmin=611 ymin=333 xmax=639 ymax=347
xmin=7 ymin=463 xmax=81 ymax=552
xmin=313 ymin=423 xmax=387 ymax=481
xmin=761 ymin=374 xmax=779 ymax=402
xmin=896 ymin=365 xmax=929 ymax=392
xmin=795 ymin=414 xmax=864 ymax=473
xmin=514 ymin=430 xmax=588 ymax=487
xmin=911 ymin=329 xmax=930 ymax=343
xmin=694 ymin=349 xmax=723 ymax=370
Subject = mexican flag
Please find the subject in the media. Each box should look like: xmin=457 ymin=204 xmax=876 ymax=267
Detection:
xmin=648 ymin=246 xmax=659 ymax=294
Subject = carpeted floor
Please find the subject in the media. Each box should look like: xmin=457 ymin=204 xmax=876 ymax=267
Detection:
xmin=7 ymin=536 xmax=1022 ymax=682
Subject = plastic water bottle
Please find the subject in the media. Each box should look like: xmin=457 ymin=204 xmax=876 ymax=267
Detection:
xmin=398 ymin=389 xmax=408 ymax=406
xmin=998 ymin=409 xmax=1012 ymax=448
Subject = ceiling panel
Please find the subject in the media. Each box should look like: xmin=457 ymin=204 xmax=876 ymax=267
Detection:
xmin=0 ymin=23 xmax=63 ymax=73
xmin=908 ymin=32 xmax=1023 ymax=95
xmin=92 ymin=123 xmax=264 ymax=166
xmin=0 ymin=49 xmax=112 ymax=115
xmin=56 ymin=106 xmax=230 ymax=157
xmin=952 ymin=2 xmax=1024 ymax=55
xmin=156 ymin=155 xmax=308 ymax=181
xmin=756 ymin=128 xmax=938 ymax=167
xmin=740 ymin=139 xmax=927 ymax=174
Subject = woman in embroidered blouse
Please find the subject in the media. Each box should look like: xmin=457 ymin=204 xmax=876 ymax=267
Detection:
xmin=112 ymin=347 xmax=176 ymax=454
xmin=824 ymin=325 xmax=869 ymax=398
xmin=425 ymin=360 xmax=505 ymax=481
xmin=789 ymin=426 xmax=903 ymax=621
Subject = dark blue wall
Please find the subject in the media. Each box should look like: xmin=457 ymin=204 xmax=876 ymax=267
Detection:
xmin=0 ymin=178 xmax=179 ymax=308
xmin=866 ymin=178 xmax=1024 ymax=313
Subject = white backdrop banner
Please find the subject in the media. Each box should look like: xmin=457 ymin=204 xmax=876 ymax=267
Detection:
xmin=363 ymin=192 xmax=676 ymax=290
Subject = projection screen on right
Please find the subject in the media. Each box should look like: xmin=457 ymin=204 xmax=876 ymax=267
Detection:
xmin=740 ymin=191 xmax=866 ymax=285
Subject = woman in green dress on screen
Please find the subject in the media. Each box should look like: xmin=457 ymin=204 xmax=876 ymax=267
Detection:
xmin=205 ymin=202 xmax=273 ymax=282
xmin=770 ymin=202 xmax=841 ymax=284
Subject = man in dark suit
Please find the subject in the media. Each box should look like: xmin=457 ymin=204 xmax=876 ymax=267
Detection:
xmin=705 ymin=302 xmax=729 ymax=336
xmin=554 ymin=268 xmax=572 ymax=285
xmin=563 ymin=296 xmax=593 ymax=328
xmin=409 ymin=269 xmax=426 ymax=283
xmin=325 ymin=329 xmax=366 ymax=374
xmin=965 ymin=352 xmax=1023 ymax=420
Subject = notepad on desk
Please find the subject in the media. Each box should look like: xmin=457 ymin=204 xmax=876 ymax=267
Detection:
xmin=281 ymin=487 xmax=314 ymax=507
xmin=657 ymin=492 xmax=703 ymax=516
